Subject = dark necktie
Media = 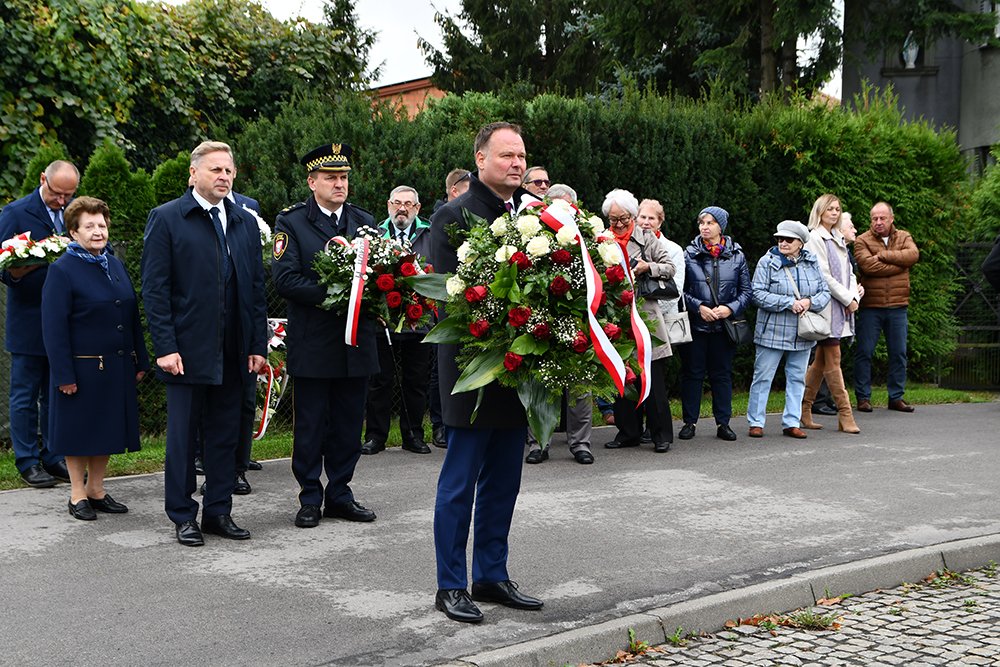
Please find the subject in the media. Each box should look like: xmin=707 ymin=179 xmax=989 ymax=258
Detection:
xmin=209 ymin=206 xmax=232 ymax=280
xmin=505 ymin=202 xmax=514 ymax=215
xmin=397 ymin=229 xmax=407 ymax=243
xmin=51 ymin=208 xmax=64 ymax=233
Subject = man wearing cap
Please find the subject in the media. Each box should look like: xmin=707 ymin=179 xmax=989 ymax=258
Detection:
xmin=142 ymin=141 xmax=268 ymax=546
xmin=271 ymin=143 xmax=380 ymax=529
xmin=429 ymin=121 xmax=543 ymax=624
xmin=1 ymin=160 xmax=79 ymax=489
xmin=362 ymin=185 xmax=433 ymax=456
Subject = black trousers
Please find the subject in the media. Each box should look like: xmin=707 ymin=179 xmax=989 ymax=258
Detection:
xmin=364 ymin=333 xmax=431 ymax=445
xmin=613 ymin=358 xmax=673 ymax=445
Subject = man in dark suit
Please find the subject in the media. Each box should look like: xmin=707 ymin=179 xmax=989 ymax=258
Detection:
xmin=362 ymin=185 xmax=433 ymax=456
xmin=141 ymin=141 xmax=267 ymax=547
xmin=271 ymin=143 xmax=380 ymax=529
xmin=429 ymin=122 xmax=543 ymax=623
xmin=0 ymin=160 xmax=78 ymax=488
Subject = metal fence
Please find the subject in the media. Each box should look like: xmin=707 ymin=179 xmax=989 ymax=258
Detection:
xmin=939 ymin=241 xmax=1000 ymax=390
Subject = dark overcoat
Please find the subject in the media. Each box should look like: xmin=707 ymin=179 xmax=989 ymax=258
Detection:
xmin=0 ymin=188 xmax=62 ymax=355
xmin=429 ymin=173 xmax=536 ymax=429
xmin=41 ymin=252 xmax=150 ymax=456
xmin=271 ymin=197 xmax=379 ymax=378
xmin=140 ymin=190 xmax=268 ymax=384
xmin=682 ymin=236 xmax=753 ymax=335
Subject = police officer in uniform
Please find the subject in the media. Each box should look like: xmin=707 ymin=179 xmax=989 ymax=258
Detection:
xmin=271 ymin=143 xmax=380 ymax=528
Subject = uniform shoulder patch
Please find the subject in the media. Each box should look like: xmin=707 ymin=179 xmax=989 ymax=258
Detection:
xmin=272 ymin=232 xmax=289 ymax=260
xmin=280 ymin=202 xmax=306 ymax=214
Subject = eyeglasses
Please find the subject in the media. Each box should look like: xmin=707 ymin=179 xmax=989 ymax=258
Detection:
xmin=608 ymin=215 xmax=632 ymax=227
xmin=526 ymin=179 xmax=550 ymax=188
xmin=775 ymin=236 xmax=798 ymax=243
xmin=390 ymin=200 xmax=417 ymax=209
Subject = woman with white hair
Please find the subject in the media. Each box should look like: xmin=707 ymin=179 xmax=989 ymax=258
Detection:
xmin=602 ymin=189 xmax=676 ymax=453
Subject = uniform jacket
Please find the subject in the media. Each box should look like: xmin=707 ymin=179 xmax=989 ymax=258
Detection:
xmin=271 ymin=196 xmax=379 ymax=378
xmin=806 ymin=226 xmax=859 ymax=339
xmin=141 ymin=190 xmax=268 ymax=384
xmin=854 ymin=224 xmax=920 ymax=308
xmin=0 ymin=188 xmax=63 ymax=355
xmin=751 ymin=247 xmax=831 ymax=351
xmin=625 ymin=227 xmax=675 ymax=360
xmin=430 ymin=173 xmax=537 ymax=429
xmin=682 ymin=236 xmax=753 ymax=334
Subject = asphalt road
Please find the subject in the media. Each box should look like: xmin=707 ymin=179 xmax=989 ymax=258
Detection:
xmin=1 ymin=401 xmax=998 ymax=666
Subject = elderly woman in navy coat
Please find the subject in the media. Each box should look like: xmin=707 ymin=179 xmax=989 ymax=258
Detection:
xmin=41 ymin=197 xmax=149 ymax=521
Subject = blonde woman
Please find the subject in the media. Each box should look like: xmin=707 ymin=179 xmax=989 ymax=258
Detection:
xmin=801 ymin=194 xmax=862 ymax=434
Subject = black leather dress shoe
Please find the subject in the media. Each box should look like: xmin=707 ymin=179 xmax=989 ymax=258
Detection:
xmin=525 ymin=448 xmax=548 ymax=463
xmin=471 ymin=580 xmax=543 ymax=610
xmin=640 ymin=428 xmax=653 ymax=444
xmin=202 ymin=514 xmax=251 ymax=540
xmin=435 ymin=589 xmax=483 ymax=623
xmin=20 ymin=464 xmax=58 ymax=488
xmin=402 ymin=438 xmax=432 ymax=454
xmin=295 ymin=504 xmax=321 ymax=528
xmin=678 ymin=423 xmax=696 ymax=440
xmin=247 ymin=459 xmax=263 ymax=471
xmin=68 ymin=499 xmax=97 ymax=521
xmin=432 ymin=425 xmax=447 ymax=448
xmin=88 ymin=494 xmax=128 ymax=513
xmin=653 ymin=440 xmax=671 ymax=453
xmin=604 ymin=437 xmax=639 ymax=449
xmin=176 ymin=520 xmax=204 ymax=547
xmin=716 ymin=424 xmax=737 ymax=441
xmin=811 ymin=403 xmax=838 ymax=416
xmin=194 ymin=456 xmax=205 ymax=475
xmin=233 ymin=473 xmax=252 ymax=495
xmin=324 ymin=500 xmax=376 ymax=522
xmin=360 ymin=440 xmax=385 ymax=455
xmin=43 ymin=460 xmax=71 ymax=483
xmin=572 ymin=449 xmax=594 ymax=464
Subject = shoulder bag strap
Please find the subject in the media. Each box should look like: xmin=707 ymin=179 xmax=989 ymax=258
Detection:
xmin=782 ymin=266 xmax=802 ymax=299
xmin=703 ymin=257 xmax=721 ymax=307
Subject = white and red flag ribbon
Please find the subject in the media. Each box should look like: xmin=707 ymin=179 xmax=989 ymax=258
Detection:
xmin=326 ymin=236 xmax=370 ymax=347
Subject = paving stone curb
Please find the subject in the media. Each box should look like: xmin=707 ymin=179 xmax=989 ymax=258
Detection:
xmin=447 ymin=534 xmax=1000 ymax=667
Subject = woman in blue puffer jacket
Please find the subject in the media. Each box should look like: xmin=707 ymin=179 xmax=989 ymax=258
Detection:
xmin=677 ymin=206 xmax=752 ymax=442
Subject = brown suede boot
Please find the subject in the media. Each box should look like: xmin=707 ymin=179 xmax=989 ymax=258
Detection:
xmin=823 ymin=348 xmax=860 ymax=434
xmin=800 ymin=346 xmax=825 ymax=430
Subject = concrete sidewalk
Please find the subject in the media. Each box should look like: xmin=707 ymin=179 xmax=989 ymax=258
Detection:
xmin=1 ymin=401 xmax=998 ymax=666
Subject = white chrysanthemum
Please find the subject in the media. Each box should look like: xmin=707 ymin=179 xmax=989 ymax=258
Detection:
xmin=589 ymin=215 xmax=605 ymax=236
xmin=457 ymin=241 xmax=476 ymax=264
xmin=28 ymin=246 xmax=46 ymax=258
xmin=525 ymin=235 xmax=551 ymax=258
xmin=515 ymin=215 xmax=541 ymax=239
xmin=494 ymin=244 xmax=517 ymax=263
xmin=446 ymin=275 xmax=466 ymax=296
xmin=490 ymin=217 xmax=508 ymax=236
xmin=555 ymin=225 xmax=578 ymax=247
xmin=597 ymin=241 xmax=621 ymax=267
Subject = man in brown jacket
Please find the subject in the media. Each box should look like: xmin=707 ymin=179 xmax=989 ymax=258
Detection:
xmin=853 ymin=202 xmax=920 ymax=413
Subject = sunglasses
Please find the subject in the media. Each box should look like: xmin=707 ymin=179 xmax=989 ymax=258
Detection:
xmin=526 ymin=179 xmax=550 ymax=188
xmin=775 ymin=236 xmax=799 ymax=243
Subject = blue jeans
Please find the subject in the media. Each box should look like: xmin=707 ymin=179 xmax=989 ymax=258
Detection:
xmin=854 ymin=307 xmax=908 ymax=402
xmin=9 ymin=353 xmax=60 ymax=473
xmin=678 ymin=331 xmax=735 ymax=426
xmin=746 ymin=346 xmax=811 ymax=429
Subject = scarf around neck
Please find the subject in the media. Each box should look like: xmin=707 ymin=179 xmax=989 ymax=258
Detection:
xmin=67 ymin=241 xmax=111 ymax=281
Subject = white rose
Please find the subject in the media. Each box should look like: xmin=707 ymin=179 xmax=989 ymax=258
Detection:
xmin=490 ymin=218 xmax=508 ymax=236
xmin=28 ymin=246 xmax=46 ymax=258
xmin=457 ymin=241 xmax=476 ymax=264
xmin=515 ymin=215 xmax=542 ymax=239
xmin=597 ymin=241 xmax=621 ymax=267
xmin=555 ymin=225 xmax=578 ymax=247
xmin=446 ymin=275 xmax=466 ymax=296
xmin=589 ymin=215 xmax=605 ymax=235
xmin=494 ymin=244 xmax=517 ymax=263
xmin=525 ymin=235 xmax=551 ymax=258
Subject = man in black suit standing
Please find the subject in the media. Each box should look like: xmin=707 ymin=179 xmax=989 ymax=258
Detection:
xmin=142 ymin=141 xmax=268 ymax=546
xmin=271 ymin=143 xmax=380 ymax=529
xmin=429 ymin=122 xmax=544 ymax=623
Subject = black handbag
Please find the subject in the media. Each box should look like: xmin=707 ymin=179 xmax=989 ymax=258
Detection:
xmin=634 ymin=243 xmax=679 ymax=300
xmin=704 ymin=261 xmax=751 ymax=346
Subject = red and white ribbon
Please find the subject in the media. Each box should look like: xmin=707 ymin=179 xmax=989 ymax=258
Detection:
xmin=617 ymin=248 xmax=652 ymax=404
xmin=536 ymin=203 xmax=629 ymax=396
xmin=326 ymin=236 xmax=370 ymax=347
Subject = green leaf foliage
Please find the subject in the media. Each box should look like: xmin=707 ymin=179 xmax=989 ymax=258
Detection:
xmin=19 ymin=141 xmax=71 ymax=197
xmin=453 ymin=348 xmax=506 ymax=393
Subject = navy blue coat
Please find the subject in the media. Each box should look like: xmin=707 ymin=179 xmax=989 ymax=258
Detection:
xmin=141 ymin=190 xmax=268 ymax=384
xmin=41 ymin=253 xmax=150 ymax=456
xmin=682 ymin=236 xmax=753 ymax=334
xmin=271 ymin=196 xmax=380 ymax=378
xmin=0 ymin=188 xmax=62 ymax=355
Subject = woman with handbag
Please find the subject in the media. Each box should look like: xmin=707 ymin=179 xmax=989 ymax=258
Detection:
xmin=602 ymin=189 xmax=676 ymax=453
xmin=800 ymin=194 xmax=863 ymax=434
xmin=746 ymin=221 xmax=831 ymax=438
xmin=677 ymin=206 xmax=752 ymax=442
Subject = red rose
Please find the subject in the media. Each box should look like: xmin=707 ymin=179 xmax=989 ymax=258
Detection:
xmin=600 ymin=292 xmax=608 ymax=307
xmin=625 ymin=367 xmax=638 ymax=384
xmin=503 ymin=352 xmax=523 ymax=372
xmin=386 ymin=291 xmax=403 ymax=308
xmin=603 ymin=323 xmax=622 ymax=340
xmin=469 ymin=319 xmax=490 ymax=338
xmin=549 ymin=275 xmax=571 ymax=297
xmin=400 ymin=262 xmax=418 ymax=277
xmin=531 ymin=322 xmax=551 ymax=340
xmin=605 ymin=265 xmax=626 ymax=285
xmin=406 ymin=303 xmax=423 ymax=321
xmin=375 ymin=274 xmax=396 ymax=292
xmin=509 ymin=251 xmax=532 ymax=270
xmin=624 ymin=325 xmax=636 ymax=340
xmin=465 ymin=285 xmax=488 ymax=303
xmin=550 ymin=248 xmax=573 ymax=265
xmin=507 ymin=306 xmax=531 ymax=328
xmin=424 ymin=263 xmax=434 ymax=273
xmin=571 ymin=331 xmax=589 ymax=353
xmin=618 ymin=290 xmax=634 ymax=305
